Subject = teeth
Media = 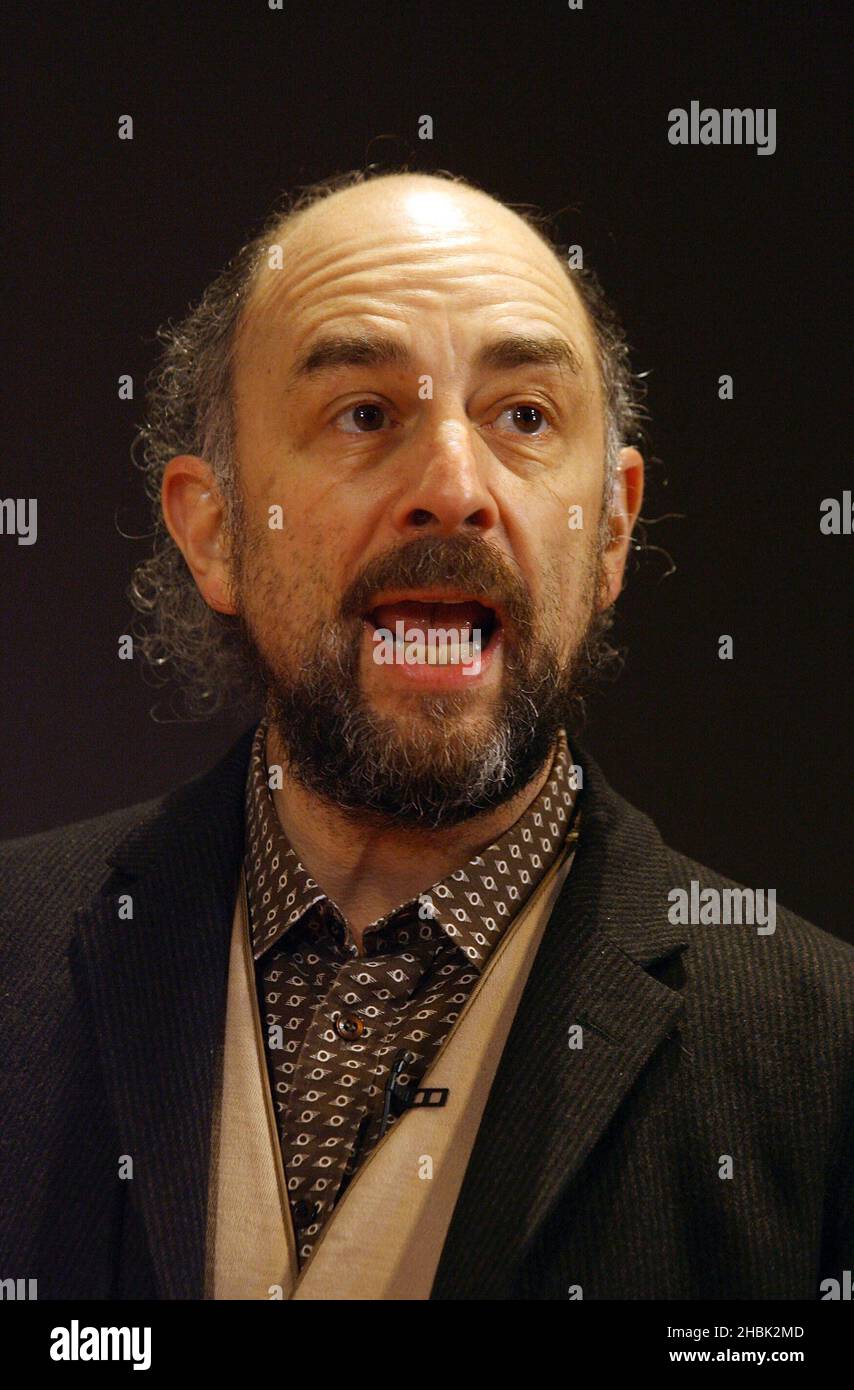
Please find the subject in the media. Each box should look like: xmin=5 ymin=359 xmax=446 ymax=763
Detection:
xmin=389 ymin=628 xmax=481 ymax=664
xmin=392 ymin=641 xmax=456 ymax=664
xmin=372 ymin=620 xmax=485 ymax=672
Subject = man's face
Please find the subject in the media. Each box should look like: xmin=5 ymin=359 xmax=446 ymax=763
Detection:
xmin=204 ymin=178 xmax=635 ymax=824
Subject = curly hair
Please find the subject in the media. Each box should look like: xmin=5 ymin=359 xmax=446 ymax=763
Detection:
xmin=129 ymin=165 xmax=646 ymax=719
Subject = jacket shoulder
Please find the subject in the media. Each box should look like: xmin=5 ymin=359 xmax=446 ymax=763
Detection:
xmin=575 ymin=744 xmax=853 ymax=1079
xmin=0 ymin=722 xmax=257 ymax=958
xmin=664 ymin=843 xmax=854 ymax=988
xmin=0 ymin=796 xmax=166 ymax=927
xmin=662 ymin=844 xmax=854 ymax=1144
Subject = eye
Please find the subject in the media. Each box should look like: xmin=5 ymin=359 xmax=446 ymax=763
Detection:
xmin=492 ymin=403 xmax=551 ymax=437
xmin=333 ymin=402 xmax=394 ymax=434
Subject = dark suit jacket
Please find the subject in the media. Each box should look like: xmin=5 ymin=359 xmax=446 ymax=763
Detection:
xmin=1 ymin=724 xmax=852 ymax=1300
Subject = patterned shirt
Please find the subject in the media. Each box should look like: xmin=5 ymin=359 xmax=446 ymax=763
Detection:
xmin=243 ymin=718 xmax=579 ymax=1267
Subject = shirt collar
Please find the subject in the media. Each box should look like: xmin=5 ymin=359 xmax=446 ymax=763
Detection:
xmin=243 ymin=719 xmax=578 ymax=971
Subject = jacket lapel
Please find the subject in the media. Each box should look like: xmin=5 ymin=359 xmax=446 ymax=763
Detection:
xmin=69 ymin=725 xmax=257 ymax=1299
xmin=431 ymin=746 xmax=688 ymax=1299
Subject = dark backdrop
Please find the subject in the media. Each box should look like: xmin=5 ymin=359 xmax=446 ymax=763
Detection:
xmin=2 ymin=0 xmax=851 ymax=942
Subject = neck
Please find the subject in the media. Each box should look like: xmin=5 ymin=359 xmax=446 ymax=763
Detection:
xmin=266 ymin=724 xmax=555 ymax=950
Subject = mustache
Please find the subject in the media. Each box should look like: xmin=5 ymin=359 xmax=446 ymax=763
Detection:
xmin=339 ymin=534 xmax=534 ymax=633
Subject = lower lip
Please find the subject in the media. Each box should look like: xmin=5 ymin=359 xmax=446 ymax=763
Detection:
xmin=361 ymin=622 xmax=503 ymax=687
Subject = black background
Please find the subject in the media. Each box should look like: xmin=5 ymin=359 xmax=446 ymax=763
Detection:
xmin=2 ymin=0 xmax=851 ymax=942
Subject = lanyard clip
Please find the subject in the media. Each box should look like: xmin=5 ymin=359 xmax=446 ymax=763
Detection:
xmin=379 ymin=1049 xmax=449 ymax=1138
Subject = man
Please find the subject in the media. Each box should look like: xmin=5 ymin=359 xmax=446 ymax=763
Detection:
xmin=1 ymin=169 xmax=851 ymax=1301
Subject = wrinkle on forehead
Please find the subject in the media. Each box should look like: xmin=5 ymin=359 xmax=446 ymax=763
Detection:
xmin=235 ymin=176 xmax=598 ymax=390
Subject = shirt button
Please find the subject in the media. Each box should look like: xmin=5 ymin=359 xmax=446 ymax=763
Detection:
xmin=292 ymin=1199 xmax=319 ymax=1227
xmin=335 ymin=1011 xmax=365 ymax=1040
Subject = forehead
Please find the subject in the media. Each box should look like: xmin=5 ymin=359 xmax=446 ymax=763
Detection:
xmin=235 ymin=178 xmax=600 ymax=393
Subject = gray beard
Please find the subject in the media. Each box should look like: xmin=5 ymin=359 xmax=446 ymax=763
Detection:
xmin=232 ymin=533 xmax=614 ymax=829
xmin=238 ymin=606 xmax=614 ymax=832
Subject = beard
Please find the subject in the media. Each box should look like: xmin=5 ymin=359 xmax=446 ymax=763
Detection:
xmin=231 ymin=531 xmax=615 ymax=830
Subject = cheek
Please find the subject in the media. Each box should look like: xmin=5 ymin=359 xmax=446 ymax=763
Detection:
xmin=235 ymin=531 xmax=306 ymax=640
xmin=540 ymin=520 xmax=603 ymax=635
xmin=237 ymin=511 xmax=353 ymax=648
xmin=531 ymin=506 xmax=596 ymax=595
xmin=242 ymin=460 xmax=366 ymax=595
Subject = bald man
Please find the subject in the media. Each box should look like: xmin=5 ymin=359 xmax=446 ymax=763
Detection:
xmin=1 ymin=170 xmax=852 ymax=1302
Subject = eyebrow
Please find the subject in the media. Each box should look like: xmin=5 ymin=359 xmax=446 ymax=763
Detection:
xmin=289 ymin=334 xmax=412 ymax=382
xmin=474 ymin=333 xmax=583 ymax=375
xmin=288 ymin=331 xmax=583 ymax=384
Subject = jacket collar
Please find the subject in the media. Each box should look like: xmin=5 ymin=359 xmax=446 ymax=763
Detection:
xmin=71 ymin=722 xmax=686 ymax=1299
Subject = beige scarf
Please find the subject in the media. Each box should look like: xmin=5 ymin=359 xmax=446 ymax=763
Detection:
xmin=206 ymin=827 xmax=578 ymax=1300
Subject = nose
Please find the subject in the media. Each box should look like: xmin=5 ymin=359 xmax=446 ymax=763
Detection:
xmin=390 ymin=419 xmax=500 ymax=538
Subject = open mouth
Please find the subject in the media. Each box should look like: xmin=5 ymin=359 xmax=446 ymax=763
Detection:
xmin=365 ymin=596 xmax=501 ymax=647
xmin=361 ymin=592 xmax=504 ymax=676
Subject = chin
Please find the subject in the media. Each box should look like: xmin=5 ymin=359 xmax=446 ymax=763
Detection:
xmin=368 ymin=687 xmax=501 ymax=736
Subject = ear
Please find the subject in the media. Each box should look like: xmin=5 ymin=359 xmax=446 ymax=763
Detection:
xmin=161 ymin=455 xmax=238 ymax=615
xmin=599 ymin=446 xmax=644 ymax=608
